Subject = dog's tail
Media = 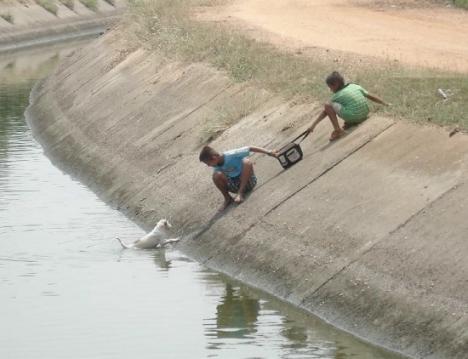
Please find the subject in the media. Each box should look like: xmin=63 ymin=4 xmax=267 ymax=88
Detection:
xmin=116 ymin=237 xmax=132 ymax=249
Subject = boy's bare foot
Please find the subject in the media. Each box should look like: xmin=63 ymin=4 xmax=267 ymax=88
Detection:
xmin=234 ymin=193 xmax=245 ymax=204
xmin=342 ymin=122 xmax=357 ymax=130
xmin=329 ymin=129 xmax=346 ymax=141
xmin=219 ymin=197 xmax=233 ymax=212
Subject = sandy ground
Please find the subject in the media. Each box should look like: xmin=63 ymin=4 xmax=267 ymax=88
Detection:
xmin=200 ymin=0 xmax=468 ymax=73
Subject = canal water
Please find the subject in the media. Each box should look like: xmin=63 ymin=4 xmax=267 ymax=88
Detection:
xmin=0 ymin=43 xmax=405 ymax=359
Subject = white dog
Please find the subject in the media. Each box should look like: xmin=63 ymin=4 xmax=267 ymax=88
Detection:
xmin=117 ymin=219 xmax=180 ymax=249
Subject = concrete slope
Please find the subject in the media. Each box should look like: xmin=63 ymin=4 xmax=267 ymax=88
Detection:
xmin=27 ymin=32 xmax=468 ymax=359
xmin=0 ymin=0 xmax=125 ymax=52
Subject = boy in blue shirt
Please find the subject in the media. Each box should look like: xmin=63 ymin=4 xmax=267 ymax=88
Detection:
xmin=199 ymin=145 xmax=277 ymax=210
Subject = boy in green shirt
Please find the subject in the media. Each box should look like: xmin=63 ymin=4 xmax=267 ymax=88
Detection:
xmin=307 ymin=71 xmax=389 ymax=141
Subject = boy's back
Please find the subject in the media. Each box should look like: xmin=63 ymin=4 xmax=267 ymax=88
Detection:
xmin=214 ymin=147 xmax=250 ymax=178
xmin=331 ymin=83 xmax=369 ymax=122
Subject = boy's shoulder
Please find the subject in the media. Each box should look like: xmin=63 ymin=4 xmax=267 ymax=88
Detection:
xmin=340 ymin=83 xmax=362 ymax=91
xmin=348 ymin=83 xmax=365 ymax=89
xmin=333 ymin=83 xmax=366 ymax=97
xmin=224 ymin=146 xmax=250 ymax=157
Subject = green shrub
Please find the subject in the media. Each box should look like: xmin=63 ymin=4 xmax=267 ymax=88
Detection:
xmin=80 ymin=0 xmax=97 ymax=11
xmin=36 ymin=0 xmax=58 ymax=15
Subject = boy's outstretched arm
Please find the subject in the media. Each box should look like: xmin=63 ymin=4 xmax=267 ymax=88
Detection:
xmin=249 ymin=146 xmax=278 ymax=157
xmin=365 ymin=93 xmax=389 ymax=106
xmin=307 ymin=110 xmax=327 ymax=133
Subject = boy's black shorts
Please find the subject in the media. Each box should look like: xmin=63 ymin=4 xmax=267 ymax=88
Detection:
xmin=227 ymin=175 xmax=257 ymax=194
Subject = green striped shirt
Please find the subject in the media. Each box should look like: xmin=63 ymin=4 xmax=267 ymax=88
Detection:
xmin=331 ymin=83 xmax=369 ymax=123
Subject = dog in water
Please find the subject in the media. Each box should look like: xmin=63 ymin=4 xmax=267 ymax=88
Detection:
xmin=117 ymin=219 xmax=180 ymax=249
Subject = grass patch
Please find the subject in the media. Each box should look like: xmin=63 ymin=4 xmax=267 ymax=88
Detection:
xmin=59 ymin=0 xmax=74 ymax=10
xmin=126 ymin=0 xmax=468 ymax=131
xmin=36 ymin=0 xmax=58 ymax=15
xmin=79 ymin=0 xmax=97 ymax=11
xmin=454 ymin=0 xmax=468 ymax=8
xmin=0 ymin=12 xmax=13 ymax=23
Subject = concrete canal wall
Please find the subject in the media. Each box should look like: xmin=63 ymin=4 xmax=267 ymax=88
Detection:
xmin=27 ymin=31 xmax=468 ymax=359
xmin=0 ymin=0 xmax=124 ymax=52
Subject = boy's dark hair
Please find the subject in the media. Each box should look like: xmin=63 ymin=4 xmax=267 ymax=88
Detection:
xmin=326 ymin=71 xmax=345 ymax=88
xmin=199 ymin=146 xmax=219 ymax=162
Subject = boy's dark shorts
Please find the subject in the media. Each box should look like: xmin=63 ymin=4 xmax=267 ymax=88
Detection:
xmin=227 ymin=175 xmax=257 ymax=194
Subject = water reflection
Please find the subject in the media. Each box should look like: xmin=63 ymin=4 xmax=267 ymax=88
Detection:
xmin=215 ymin=284 xmax=260 ymax=339
xmin=152 ymin=248 xmax=172 ymax=270
xmin=280 ymin=323 xmax=308 ymax=348
xmin=203 ymin=280 xmax=343 ymax=358
xmin=0 ymin=49 xmax=61 ymax=179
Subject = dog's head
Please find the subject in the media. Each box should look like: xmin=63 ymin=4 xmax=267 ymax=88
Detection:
xmin=156 ymin=218 xmax=172 ymax=230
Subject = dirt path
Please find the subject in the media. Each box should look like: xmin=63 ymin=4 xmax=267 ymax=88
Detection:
xmin=203 ymin=0 xmax=468 ymax=72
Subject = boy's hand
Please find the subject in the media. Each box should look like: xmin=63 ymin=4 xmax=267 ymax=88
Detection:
xmin=269 ymin=150 xmax=279 ymax=158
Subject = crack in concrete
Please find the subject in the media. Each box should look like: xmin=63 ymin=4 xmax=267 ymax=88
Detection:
xmin=151 ymin=83 xmax=237 ymax=141
xmin=299 ymin=182 xmax=463 ymax=307
xmin=199 ymin=222 xmax=259 ymax=266
xmin=264 ymin=122 xmax=396 ymax=218
xmin=193 ymin=123 xmax=397 ymax=271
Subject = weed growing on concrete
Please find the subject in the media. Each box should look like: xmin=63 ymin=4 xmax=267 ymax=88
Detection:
xmin=59 ymin=0 xmax=74 ymax=10
xmin=127 ymin=0 xmax=468 ymax=131
xmin=79 ymin=0 xmax=97 ymax=11
xmin=0 ymin=12 xmax=13 ymax=23
xmin=36 ymin=0 xmax=59 ymax=15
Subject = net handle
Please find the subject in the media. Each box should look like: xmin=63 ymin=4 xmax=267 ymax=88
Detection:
xmin=291 ymin=130 xmax=310 ymax=144
xmin=278 ymin=130 xmax=310 ymax=151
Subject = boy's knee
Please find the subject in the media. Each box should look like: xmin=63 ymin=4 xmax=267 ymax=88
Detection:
xmin=324 ymin=102 xmax=333 ymax=110
xmin=213 ymin=171 xmax=226 ymax=183
xmin=242 ymin=158 xmax=253 ymax=167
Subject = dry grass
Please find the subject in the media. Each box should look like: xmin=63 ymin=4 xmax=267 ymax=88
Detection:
xmin=454 ymin=0 xmax=468 ymax=8
xmin=126 ymin=0 xmax=468 ymax=131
